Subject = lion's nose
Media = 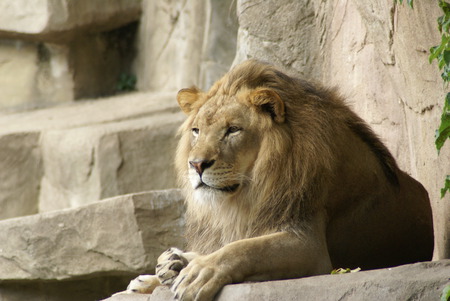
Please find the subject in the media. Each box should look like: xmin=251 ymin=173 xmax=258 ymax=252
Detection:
xmin=189 ymin=160 xmax=215 ymax=176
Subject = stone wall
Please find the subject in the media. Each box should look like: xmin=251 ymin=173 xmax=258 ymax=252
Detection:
xmin=0 ymin=0 xmax=140 ymax=111
xmin=0 ymin=91 xmax=182 ymax=219
xmin=134 ymin=0 xmax=238 ymax=91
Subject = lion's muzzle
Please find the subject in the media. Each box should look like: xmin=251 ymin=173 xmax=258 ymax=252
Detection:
xmin=189 ymin=159 xmax=216 ymax=176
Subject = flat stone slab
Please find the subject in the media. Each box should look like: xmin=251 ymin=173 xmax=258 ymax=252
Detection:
xmin=0 ymin=0 xmax=141 ymax=40
xmin=0 ymin=189 xmax=185 ymax=281
xmin=0 ymin=91 xmax=178 ymax=135
xmin=104 ymin=260 xmax=450 ymax=301
xmin=0 ymin=91 xmax=185 ymax=219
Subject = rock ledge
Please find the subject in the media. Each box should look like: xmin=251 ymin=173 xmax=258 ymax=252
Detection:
xmin=104 ymin=260 xmax=450 ymax=301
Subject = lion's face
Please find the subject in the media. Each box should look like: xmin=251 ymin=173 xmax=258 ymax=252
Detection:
xmin=187 ymin=96 xmax=261 ymax=198
xmin=176 ymin=86 xmax=285 ymax=202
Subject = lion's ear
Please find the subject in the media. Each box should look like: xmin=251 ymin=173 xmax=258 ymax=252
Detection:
xmin=177 ymin=87 xmax=202 ymax=114
xmin=249 ymin=88 xmax=285 ymax=123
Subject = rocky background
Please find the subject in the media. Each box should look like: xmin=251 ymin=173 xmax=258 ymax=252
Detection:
xmin=0 ymin=0 xmax=448 ymax=300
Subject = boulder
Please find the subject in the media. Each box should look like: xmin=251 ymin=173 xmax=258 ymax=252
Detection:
xmin=103 ymin=260 xmax=450 ymax=301
xmin=0 ymin=0 xmax=141 ymax=40
xmin=0 ymin=189 xmax=185 ymax=281
xmin=38 ymin=107 xmax=184 ymax=212
xmin=0 ymin=91 xmax=184 ymax=218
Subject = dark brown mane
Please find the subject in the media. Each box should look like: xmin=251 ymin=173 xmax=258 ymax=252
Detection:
xmin=214 ymin=59 xmax=399 ymax=186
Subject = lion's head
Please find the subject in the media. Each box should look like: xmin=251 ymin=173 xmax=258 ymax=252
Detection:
xmin=175 ymin=60 xmax=345 ymax=252
xmin=176 ymin=85 xmax=285 ymax=201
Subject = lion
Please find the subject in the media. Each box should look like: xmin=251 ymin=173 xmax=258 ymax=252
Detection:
xmin=125 ymin=60 xmax=434 ymax=300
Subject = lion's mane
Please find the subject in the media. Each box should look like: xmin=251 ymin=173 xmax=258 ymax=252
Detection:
xmin=175 ymin=60 xmax=403 ymax=256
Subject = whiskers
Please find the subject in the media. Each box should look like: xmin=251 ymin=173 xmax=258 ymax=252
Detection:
xmin=230 ymin=172 xmax=253 ymax=184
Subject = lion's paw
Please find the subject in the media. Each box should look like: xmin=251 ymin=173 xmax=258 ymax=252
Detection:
xmin=126 ymin=274 xmax=160 ymax=294
xmin=170 ymin=255 xmax=232 ymax=301
xmin=156 ymin=247 xmax=189 ymax=286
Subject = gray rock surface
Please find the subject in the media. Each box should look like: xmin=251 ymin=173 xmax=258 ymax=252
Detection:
xmin=0 ymin=132 xmax=41 ymax=219
xmin=0 ymin=189 xmax=185 ymax=281
xmin=104 ymin=260 xmax=450 ymax=301
xmin=38 ymin=106 xmax=184 ymax=212
xmin=134 ymin=0 xmax=238 ymax=92
xmin=0 ymin=91 xmax=178 ymax=133
xmin=0 ymin=0 xmax=141 ymax=39
xmin=0 ymin=40 xmax=72 ymax=111
xmin=0 ymin=91 xmax=184 ymax=218
xmin=0 ymin=0 xmax=140 ymax=110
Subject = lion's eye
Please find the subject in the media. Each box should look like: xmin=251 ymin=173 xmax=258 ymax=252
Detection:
xmin=192 ymin=128 xmax=199 ymax=137
xmin=226 ymin=126 xmax=241 ymax=135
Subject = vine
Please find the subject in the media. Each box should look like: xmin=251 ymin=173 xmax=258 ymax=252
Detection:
xmin=397 ymin=0 xmax=450 ymax=197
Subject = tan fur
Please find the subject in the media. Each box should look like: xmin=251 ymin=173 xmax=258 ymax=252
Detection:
xmin=168 ymin=60 xmax=434 ymax=300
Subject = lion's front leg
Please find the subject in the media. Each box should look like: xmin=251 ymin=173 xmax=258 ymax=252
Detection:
xmin=170 ymin=230 xmax=332 ymax=301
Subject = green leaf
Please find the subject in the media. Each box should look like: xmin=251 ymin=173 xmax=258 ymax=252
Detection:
xmin=444 ymin=50 xmax=450 ymax=65
xmin=430 ymin=46 xmax=440 ymax=63
xmin=439 ymin=56 xmax=447 ymax=70
xmin=438 ymin=16 xmax=444 ymax=32
xmin=436 ymin=93 xmax=450 ymax=152
xmin=429 ymin=35 xmax=450 ymax=64
xmin=441 ymin=176 xmax=450 ymax=198
xmin=116 ymin=73 xmax=137 ymax=92
xmin=440 ymin=1 xmax=450 ymax=14
xmin=394 ymin=0 xmax=413 ymax=8
xmin=441 ymin=284 xmax=450 ymax=301
xmin=442 ymin=65 xmax=450 ymax=81
xmin=443 ymin=18 xmax=450 ymax=32
xmin=331 ymin=267 xmax=361 ymax=274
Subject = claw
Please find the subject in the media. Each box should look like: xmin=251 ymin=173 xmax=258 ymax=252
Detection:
xmin=169 ymin=261 xmax=184 ymax=272
xmin=168 ymin=253 xmax=181 ymax=261
xmin=161 ymin=275 xmax=175 ymax=285
xmin=171 ymin=274 xmax=186 ymax=292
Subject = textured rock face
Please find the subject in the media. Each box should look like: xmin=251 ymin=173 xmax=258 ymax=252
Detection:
xmin=0 ymin=0 xmax=140 ymax=111
xmin=0 ymin=0 xmax=141 ymax=38
xmin=38 ymin=110 xmax=183 ymax=212
xmin=233 ymin=0 xmax=450 ymax=259
xmin=134 ymin=0 xmax=238 ymax=92
xmin=0 ymin=133 xmax=41 ymax=219
xmin=103 ymin=260 xmax=450 ymax=301
xmin=0 ymin=40 xmax=72 ymax=110
xmin=0 ymin=189 xmax=185 ymax=281
xmin=0 ymin=91 xmax=183 ymax=218
xmin=234 ymin=0 xmax=322 ymax=79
